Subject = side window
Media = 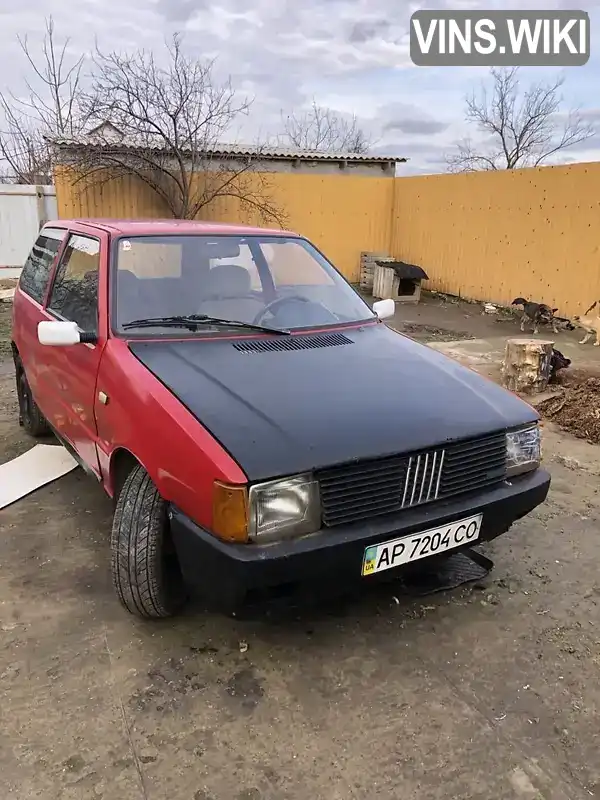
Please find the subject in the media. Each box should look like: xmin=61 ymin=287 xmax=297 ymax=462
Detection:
xmin=19 ymin=228 xmax=66 ymax=303
xmin=48 ymin=234 xmax=100 ymax=333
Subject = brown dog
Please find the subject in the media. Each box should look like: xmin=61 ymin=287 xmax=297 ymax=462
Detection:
xmin=572 ymin=301 xmax=600 ymax=346
xmin=511 ymin=298 xmax=558 ymax=334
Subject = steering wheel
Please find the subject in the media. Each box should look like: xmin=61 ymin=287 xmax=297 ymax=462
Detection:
xmin=252 ymin=295 xmax=336 ymax=326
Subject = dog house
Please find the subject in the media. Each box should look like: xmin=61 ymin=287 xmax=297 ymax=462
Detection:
xmin=372 ymin=261 xmax=429 ymax=304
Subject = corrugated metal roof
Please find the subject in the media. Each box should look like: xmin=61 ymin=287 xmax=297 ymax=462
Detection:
xmin=47 ymin=135 xmax=407 ymax=164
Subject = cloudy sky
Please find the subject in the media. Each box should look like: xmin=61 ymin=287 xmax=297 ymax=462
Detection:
xmin=0 ymin=0 xmax=599 ymax=174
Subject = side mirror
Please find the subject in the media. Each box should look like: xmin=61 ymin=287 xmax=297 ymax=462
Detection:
xmin=373 ymin=298 xmax=395 ymax=321
xmin=38 ymin=320 xmax=96 ymax=346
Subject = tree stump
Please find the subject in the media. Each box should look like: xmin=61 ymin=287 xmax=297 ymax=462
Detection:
xmin=502 ymin=338 xmax=554 ymax=394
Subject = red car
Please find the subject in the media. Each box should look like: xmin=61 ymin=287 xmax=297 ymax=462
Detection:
xmin=11 ymin=219 xmax=550 ymax=618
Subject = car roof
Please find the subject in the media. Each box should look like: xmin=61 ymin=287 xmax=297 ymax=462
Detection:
xmin=44 ymin=218 xmax=299 ymax=237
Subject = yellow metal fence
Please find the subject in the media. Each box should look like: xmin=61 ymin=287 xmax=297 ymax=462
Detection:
xmin=390 ymin=162 xmax=600 ymax=317
xmin=54 ymin=161 xmax=600 ymax=316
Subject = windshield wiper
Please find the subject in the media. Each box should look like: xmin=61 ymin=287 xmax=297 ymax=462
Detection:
xmin=122 ymin=314 xmax=290 ymax=335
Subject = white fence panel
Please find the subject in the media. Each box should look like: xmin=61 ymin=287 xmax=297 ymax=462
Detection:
xmin=0 ymin=185 xmax=57 ymax=270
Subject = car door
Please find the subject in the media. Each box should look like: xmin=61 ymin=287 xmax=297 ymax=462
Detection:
xmin=12 ymin=227 xmax=68 ymax=414
xmin=42 ymin=231 xmax=105 ymax=476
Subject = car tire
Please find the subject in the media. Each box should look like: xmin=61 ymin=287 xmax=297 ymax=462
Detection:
xmin=111 ymin=464 xmax=187 ymax=619
xmin=15 ymin=360 xmax=50 ymax=437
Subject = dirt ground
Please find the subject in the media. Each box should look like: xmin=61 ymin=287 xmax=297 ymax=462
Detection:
xmin=0 ymin=281 xmax=17 ymax=359
xmin=372 ymin=290 xmax=581 ymax=346
xmin=2 ymin=295 xmax=600 ymax=800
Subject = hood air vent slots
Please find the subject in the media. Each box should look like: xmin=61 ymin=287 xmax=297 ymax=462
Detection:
xmin=233 ymin=332 xmax=353 ymax=353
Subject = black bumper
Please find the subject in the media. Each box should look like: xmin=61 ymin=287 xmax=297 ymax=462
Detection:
xmin=169 ymin=468 xmax=550 ymax=610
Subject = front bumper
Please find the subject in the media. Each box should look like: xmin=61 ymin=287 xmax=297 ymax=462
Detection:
xmin=169 ymin=468 xmax=550 ymax=610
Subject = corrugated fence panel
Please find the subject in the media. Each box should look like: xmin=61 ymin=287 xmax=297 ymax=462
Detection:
xmin=390 ymin=162 xmax=600 ymax=318
xmin=55 ymin=168 xmax=169 ymax=219
xmin=191 ymin=172 xmax=395 ymax=282
xmin=55 ymin=168 xmax=394 ymax=282
xmin=55 ymin=160 xmax=600 ymax=313
xmin=271 ymin=173 xmax=394 ymax=283
xmin=0 ymin=185 xmax=56 ymax=267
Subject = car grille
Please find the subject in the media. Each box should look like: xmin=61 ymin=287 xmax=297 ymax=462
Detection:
xmin=317 ymin=431 xmax=507 ymax=527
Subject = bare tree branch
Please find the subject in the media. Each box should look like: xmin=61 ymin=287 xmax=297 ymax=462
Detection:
xmin=446 ymin=67 xmax=594 ymax=173
xmin=0 ymin=15 xmax=89 ymax=183
xmin=0 ymin=99 xmax=49 ymax=183
xmin=278 ymin=99 xmax=373 ymax=154
xmin=65 ymin=34 xmax=286 ymax=223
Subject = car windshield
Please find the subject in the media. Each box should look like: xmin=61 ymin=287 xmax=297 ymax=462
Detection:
xmin=112 ymin=234 xmax=375 ymax=334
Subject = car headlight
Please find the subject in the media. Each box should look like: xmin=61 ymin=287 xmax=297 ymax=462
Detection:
xmin=248 ymin=474 xmax=321 ymax=542
xmin=506 ymin=424 xmax=541 ymax=477
xmin=211 ymin=473 xmax=322 ymax=543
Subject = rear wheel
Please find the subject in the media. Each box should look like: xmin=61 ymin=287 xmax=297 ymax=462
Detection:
xmin=111 ymin=464 xmax=187 ymax=619
xmin=15 ymin=360 xmax=50 ymax=437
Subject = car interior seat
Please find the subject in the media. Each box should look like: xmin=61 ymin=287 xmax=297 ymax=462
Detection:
xmin=197 ymin=264 xmax=264 ymax=321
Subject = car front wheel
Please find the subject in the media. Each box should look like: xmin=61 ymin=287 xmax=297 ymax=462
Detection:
xmin=111 ymin=464 xmax=187 ymax=619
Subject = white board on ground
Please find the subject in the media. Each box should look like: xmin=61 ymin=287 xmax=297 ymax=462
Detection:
xmin=0 ymin=444 xmax=78 ymax=510
xmin=0 ymin=288 xmax=15 ymax=301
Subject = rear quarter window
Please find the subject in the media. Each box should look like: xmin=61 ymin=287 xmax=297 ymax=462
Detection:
xmin=19 ymin=228 xmax=67 ymax=303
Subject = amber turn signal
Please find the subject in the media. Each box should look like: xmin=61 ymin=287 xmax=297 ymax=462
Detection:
xmin=212 ymin=481 xmax=249 ymax=542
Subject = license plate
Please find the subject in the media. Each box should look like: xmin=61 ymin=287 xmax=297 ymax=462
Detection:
xmin=361 ymin=514 xmax=482 ymax=576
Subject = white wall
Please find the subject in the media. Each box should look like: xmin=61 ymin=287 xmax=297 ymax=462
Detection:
xmin=0 ymin=185 xmax=57 ymax=268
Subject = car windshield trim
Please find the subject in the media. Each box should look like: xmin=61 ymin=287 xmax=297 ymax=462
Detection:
xmin=122 ymin=314 xmax=290 ymax=335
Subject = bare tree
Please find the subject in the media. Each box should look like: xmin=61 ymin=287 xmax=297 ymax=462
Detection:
xmin=0 ymin=16 xmax=87 ymax=183
xmin=64 ymin=35 xmax=285 ymax=224
xmin=0 ymin=109 xmax=47 ymax=184
xmin=447 ymin=67 xmax=594 ymax=172
xmin=279 ymin=100 xmax=372 ymax=153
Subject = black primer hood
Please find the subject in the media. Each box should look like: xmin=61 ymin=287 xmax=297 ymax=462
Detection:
xmin=129 ymin=324 xmax=538 ymax=482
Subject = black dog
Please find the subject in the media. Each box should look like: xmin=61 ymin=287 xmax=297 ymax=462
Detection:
xmin=511 ymin=297 xmax=558 ymax=334
xmin=549 ymin=348 xmax=571 ymax=383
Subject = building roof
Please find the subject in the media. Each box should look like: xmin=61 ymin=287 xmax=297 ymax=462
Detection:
xmin=86 ymin=121 xmax=124 ymax=136
xmin=46 ymin=218 xmax=299 ymax=237
xmin=48 ymin=135 xmax=407 ymax=165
